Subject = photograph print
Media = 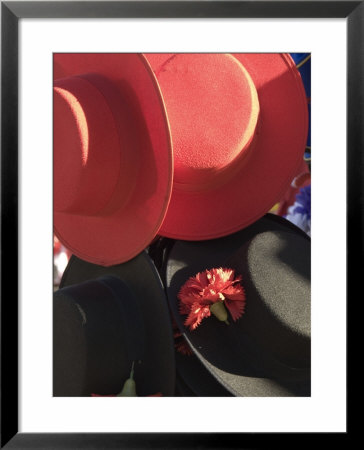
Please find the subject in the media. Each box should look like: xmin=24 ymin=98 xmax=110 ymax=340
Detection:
xmin=53 ymin=52 xmax=311 ymax=397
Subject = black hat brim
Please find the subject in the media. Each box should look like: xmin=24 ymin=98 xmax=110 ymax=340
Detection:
xmin=165 ymin=214 xmax=310 ymax=397
xmin=175 ymin=351 xmax=233 ymax=397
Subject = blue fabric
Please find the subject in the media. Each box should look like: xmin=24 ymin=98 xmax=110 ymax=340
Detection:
xmin=285 ymin=185 xmax=311 ymax=236
xmin=294 ymin=185 xmax=311 ymax=220
xmin=290 ymin=53 xmax=311 ymax=148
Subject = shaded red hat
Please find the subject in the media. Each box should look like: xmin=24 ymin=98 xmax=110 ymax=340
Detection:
xmin=53 ymin=54 xmax=173 ymax=266
xmin=145 ymin=53 xmax=308 ymax=240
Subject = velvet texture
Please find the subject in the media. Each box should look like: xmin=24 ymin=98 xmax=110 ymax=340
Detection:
xmin=145 ymin=53 xmax=308 ymax=240
xmin=53 ymin=54 xmax=173 ymax=266
xmin=165 ymin=214 xmax=311 ymax=397
xmin=55 ymin=251 xmax=175 ymax=396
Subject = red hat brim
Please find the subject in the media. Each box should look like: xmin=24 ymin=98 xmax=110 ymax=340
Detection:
xmin=53 ymin=54 xmax=173 ymax=266
xmin=147 ymin=53 xmax=308 ymax=240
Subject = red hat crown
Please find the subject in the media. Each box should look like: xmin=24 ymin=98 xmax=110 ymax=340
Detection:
xmin=54 ymin=73 xmax=139 ymax=216
xmin=154 ymin=54 xmax=260 ymax=191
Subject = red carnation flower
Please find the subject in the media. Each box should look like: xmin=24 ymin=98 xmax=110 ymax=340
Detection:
xmin=178 ymin=268 xmax=246 ymax=330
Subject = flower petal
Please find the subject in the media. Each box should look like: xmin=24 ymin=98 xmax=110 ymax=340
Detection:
xmin=195 ymin=270 xmax=210 ymax=289
xmin=212 ymin=267 xmax=234 ymax=283
xmin=225 ymin=298 xmax=246 ymax=321
xmin=184 ymin=302 xmax=211 ymax=330
xmin=222 ymin=284 xmax=246 ymax=301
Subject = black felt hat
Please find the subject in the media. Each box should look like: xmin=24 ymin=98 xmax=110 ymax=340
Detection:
xmin=54 ymin=251 xmax=175 ymax=397
xmin=174 ymin=351 xmax=233 ymax=397
xmin=165 ymin=214 xmax=311 ymax=397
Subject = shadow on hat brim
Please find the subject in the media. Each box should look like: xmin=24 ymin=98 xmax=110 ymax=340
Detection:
xmin=165 ymin=214 xmax=311 ymax=397
xmin=57 ymin=251 xmax=175 ymax=396
xmin=175 ymin=351 xmax=233 ymax=397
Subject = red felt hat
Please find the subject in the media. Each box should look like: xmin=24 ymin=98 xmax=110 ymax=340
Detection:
xmin=53 ymin=54 xmax=173 ymax=266
xmin=145 ymin=53 xmax=308 ymax=240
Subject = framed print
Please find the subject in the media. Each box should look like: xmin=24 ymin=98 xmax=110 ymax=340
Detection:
xmin=1 ymin=0 xmax=358 ymax=447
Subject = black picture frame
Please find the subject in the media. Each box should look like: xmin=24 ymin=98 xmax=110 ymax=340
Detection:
xmin=1 ymin=1 xmax=357 ymax=448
